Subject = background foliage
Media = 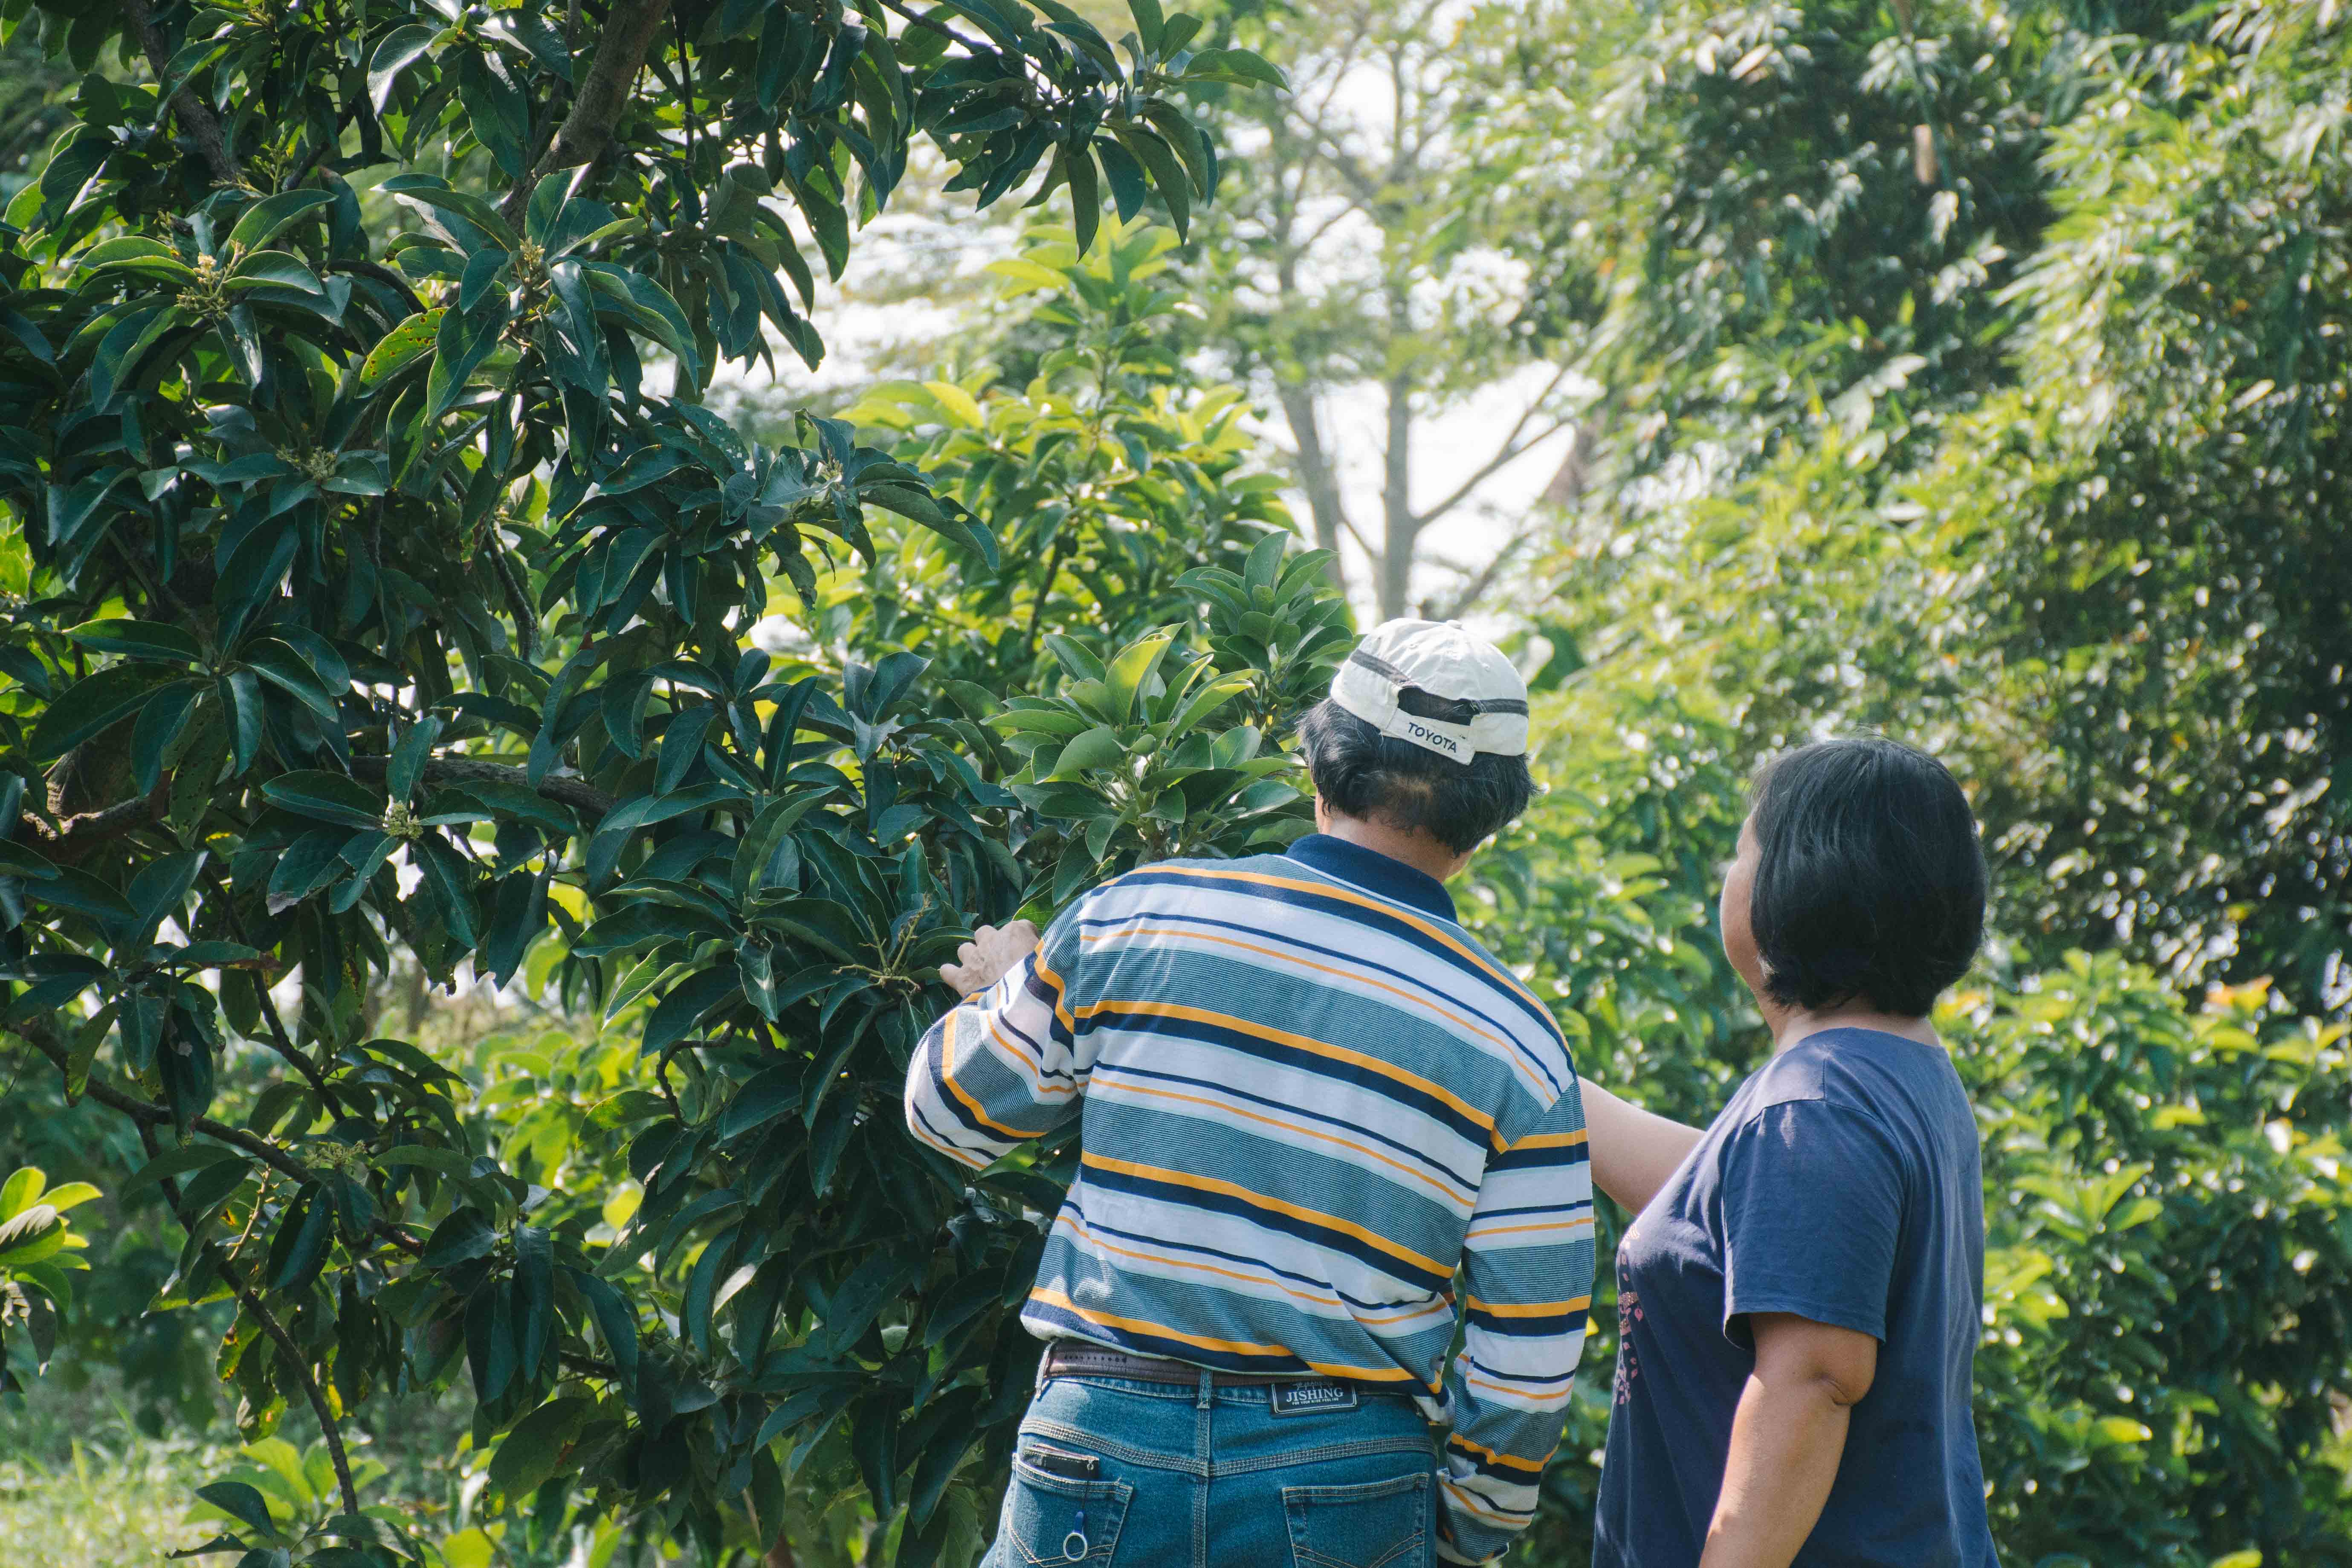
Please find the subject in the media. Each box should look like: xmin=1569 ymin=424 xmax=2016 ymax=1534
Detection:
xmin=5 ymin=0 xmax=2352 ymax=1566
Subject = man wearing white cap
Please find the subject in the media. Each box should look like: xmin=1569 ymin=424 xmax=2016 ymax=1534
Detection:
xmin=907 ymin=620 xmax=1591 ymax=1567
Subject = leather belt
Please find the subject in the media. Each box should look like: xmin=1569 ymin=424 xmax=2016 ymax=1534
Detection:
xmin=1039 ymin=1341 xmax=1373 ymax=1394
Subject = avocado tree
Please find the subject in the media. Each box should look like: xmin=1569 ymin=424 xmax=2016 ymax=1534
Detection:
xmin=0 ymin=1 xmax=1301 ymax=1562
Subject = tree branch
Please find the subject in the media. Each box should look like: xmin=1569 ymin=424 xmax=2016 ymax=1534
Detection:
xmin=136 ymin=1121 xmax=360 ymax=1517
xmin=7 ymin=1013 xmax=429 ymax=1265
xmin=191 ymin=860 xmax=356 ymax=1121
xmin=23 ymin=751 xmax=616 ymax=867
xmin=489 ymin=543 xmax=539 ymax=663
xmin=119 ymin=0 xmax=242 ymax=186
xmin=504 ymin=0 xmax=676 ymax=220
xmin=5 ymin=1014 xmax=322 ymax=1193
xmin=351 ymin=755 xmax=616 ymax=819
xmin=1022 ymin=536 xmax=1077 ymax=662
xmin=285 ymin=97 xmax=362 ymax=192
xmin=259 ymin=987 xmax=356 ymax=1121
xmin=1429 ymin=527 xmax=1537 ymax=622
xmin=877 ymin=0 xmax=992 ymax=59
xmin=26 ymin=787 xmax=164 ymax=864
xmin=1407 ymin=364 xmax=1580 ymax=530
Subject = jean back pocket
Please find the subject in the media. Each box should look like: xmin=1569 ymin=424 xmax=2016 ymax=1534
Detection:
xmin=1282 ymin=1471 xmax=1430 ymax=1568
xmin=998 ymin=1454 xmax=1134 ymax=1565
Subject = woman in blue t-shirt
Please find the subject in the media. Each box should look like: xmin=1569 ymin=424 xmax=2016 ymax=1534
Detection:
xmin=1580 ymin=736 xmax=2000 ymax=1568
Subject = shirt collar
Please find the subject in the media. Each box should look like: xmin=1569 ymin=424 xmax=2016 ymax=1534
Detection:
xmin=1283 ymin=833 xmax=1457 ymax=923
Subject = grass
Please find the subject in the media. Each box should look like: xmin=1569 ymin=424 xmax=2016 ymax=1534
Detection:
xmin=0 ymin=1367 xmax=488 ymax=1566
xmin=0 ymin=1372 xmax=237 ymax=1565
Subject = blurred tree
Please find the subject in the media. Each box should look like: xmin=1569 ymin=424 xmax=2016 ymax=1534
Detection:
xmin=1915 ymin=0 xmax=2352 ymax=1006
xmin=1170 ymin=0 xmax=1591 ymax=617
xmin=1509 ymin=0 xmax=2352 ymax=1011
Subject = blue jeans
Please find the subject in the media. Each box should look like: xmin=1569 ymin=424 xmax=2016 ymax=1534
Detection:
xmin=981 ymin=1368 xmax=1440 ymax=1568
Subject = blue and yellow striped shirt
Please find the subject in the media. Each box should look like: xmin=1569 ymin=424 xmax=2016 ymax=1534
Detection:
xmin=904 ymin=834 xmax=1593 ymax=1563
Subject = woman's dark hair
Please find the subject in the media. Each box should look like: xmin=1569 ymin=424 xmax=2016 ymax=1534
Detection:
xmin=1298 ymin=698 xmax=1536 ymax=855
xmin=1748 ymin=736 xmax=1986 ymax=1018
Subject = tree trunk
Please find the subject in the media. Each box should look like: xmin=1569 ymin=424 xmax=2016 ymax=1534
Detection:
xmin=1376 ymin=369 xmax=1416 ymax=621
xmin=1276 ymin=380 xmax=1353 ymax=600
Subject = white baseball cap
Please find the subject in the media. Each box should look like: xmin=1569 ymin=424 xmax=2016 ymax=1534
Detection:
xmin=1329 ymin=619 xmax=1530 ymax=765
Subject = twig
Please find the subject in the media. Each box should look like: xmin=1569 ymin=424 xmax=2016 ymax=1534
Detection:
xmin=1021 ymin=536 xmax=1076 ymax=661
xmin=192 ymin=859 xmax=357 ymax=1120
xmin=1430 ymin=528 xmax=1536 ymax=623
xmin=878 ymin=0 xmax=992 ymax=58
xmin=136 ymin=1121 xmax=361 ymax=1517
xmin=285 ymin=98 xmax=362 ymax=191
xmin=258 ymin=989 xmax=356 ymax=1121
xmin=675 ymin=6 xmax=695 ymax=170
xmin=1408 ymin=362 xmax=1579 ymax=530
xmin=489 ymin=542 xmax=539 ymax=662
xmin=119 ymin=0 xmax=243 ymax=186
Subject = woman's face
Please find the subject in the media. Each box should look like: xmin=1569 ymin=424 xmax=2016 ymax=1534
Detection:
xmin=1719 ymin=814 xmax=1768 ymax=1003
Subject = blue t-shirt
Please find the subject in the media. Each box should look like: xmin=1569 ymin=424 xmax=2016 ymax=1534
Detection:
xmin=1593 ymin=1028 xmax=1999 ymax=1568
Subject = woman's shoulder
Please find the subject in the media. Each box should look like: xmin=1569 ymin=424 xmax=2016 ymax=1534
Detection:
xmin=1750 ymin=1028 xmax=1975 ymax=1149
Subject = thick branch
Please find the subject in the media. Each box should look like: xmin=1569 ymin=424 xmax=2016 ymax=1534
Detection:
xmin=137 ymin=1122 xmax=360 ymax=1517
xmin=504 ymin=0 xmax=676 ymax=219
xmin=27 ymin=787 xmax=163 ymax=864
xmin=352 ymin=756 xmax=616 ymax=819
xmin=119 ymin=0 xmax=241 ymax=186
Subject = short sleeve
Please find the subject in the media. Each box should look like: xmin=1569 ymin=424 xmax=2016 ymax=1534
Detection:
xmin=1716 ymin=1100 xmax=1907 ymax=1346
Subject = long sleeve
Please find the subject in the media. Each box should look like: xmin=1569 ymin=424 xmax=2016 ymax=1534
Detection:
xmin=904 ymin=917 xmax=1086 ymax=1171
xmin=1436 ymin=1085 xmax=1596 ymax=1563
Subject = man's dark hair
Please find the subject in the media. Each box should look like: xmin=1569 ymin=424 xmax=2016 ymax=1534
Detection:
xmin=1298 ymin=698 xmax=1536 ymax=855
xmin=1748 ymin=735 xmax=1987 ymax=1018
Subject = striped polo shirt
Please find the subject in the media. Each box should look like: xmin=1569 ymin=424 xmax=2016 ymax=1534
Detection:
xmin=904 ymin=834 xmax=1593 ymax=1564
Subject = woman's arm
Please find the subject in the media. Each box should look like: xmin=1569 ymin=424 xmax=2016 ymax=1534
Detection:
xmin=1581 ymin=1081 xmax=1705 ymax=1216
xmin=1695 ymin=1313 xmax=1878 ymax=1568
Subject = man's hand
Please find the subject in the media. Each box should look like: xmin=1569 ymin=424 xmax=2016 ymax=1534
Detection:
xmin=941 ymin=920 xmax=1041 ymax=997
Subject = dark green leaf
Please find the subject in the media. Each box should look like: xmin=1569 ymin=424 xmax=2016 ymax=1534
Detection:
xmin=488 ymin=1394 xmax=591 ymax=1500
xmin=261 ymin=772 xmax=385 ymax=831
xmin=27 ymin=665 xmax=163 ymax=761
xmin=68 ymin=619 xmax=201 ymax=663
xmin=227 ymin=189 xmax=335 ymax=252
xmin=195 ymin=1480 xmax=280 ymax=1542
